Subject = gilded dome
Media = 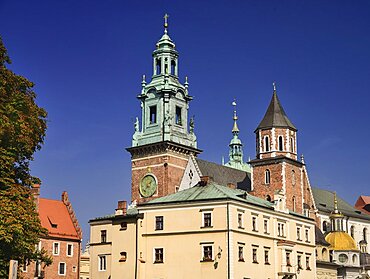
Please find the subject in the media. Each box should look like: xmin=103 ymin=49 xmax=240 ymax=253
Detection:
xmin=325 ymin=231 xmax=359 ymax=251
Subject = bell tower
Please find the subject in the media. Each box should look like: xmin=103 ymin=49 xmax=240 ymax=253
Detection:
xmin=250 ymin=83 xmax=315 ymax=216
xmin=127 ymin=15 xmax=201 ymax=204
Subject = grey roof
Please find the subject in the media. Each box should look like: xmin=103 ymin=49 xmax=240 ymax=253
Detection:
xmin=315 ymin=225 xmax=330 ymax=246
xmin=256 ymin=91 xmax=297 ymax=131
xmin=196 ymin=158 xmax=251 ymax=191
xmin=146 ymin=181 xmax=273 ymax=209
xmin=312 ymin=188 xmax=370 ymax=221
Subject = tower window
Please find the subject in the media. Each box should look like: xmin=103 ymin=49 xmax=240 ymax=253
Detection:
xmin=290 ymin=137 xmax=294 ymax=152
xmin=171 ymin=60 xmax=176 ymax=75
xmin=175 ymin=106 xmax=182 ymax=125
xmin=149 ymin=106 xmax=157 ymax=124
xmin=156 ymin=59 xmax=161 ymax=75
xmin=292 ymin=170 xmax=296 ymax=186
xmin=164 ymin=58 xmax=168 ymax=74
xmin=264 ymin=136 xmax=270 ymax=152
xmin=292 ymin=196 xmax=296 ymax=212
xmin=278 ymin=136 xmax=283 ymax=151
xmin=265 ymin=169 xmax=271 ymax=185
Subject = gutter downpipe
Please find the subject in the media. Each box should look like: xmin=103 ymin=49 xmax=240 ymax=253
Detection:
xmin=135 ymin=216 xmax=139 ymax=279
xmin=227 ymin=202 xmax=230 ymax=279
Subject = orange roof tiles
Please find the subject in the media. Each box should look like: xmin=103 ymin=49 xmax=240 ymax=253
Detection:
xmin=39 ymin=198 xmax=80 ymax=240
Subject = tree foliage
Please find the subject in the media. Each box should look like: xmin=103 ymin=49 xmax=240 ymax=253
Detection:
xmin=0 ymin=37 xmax=51 ymax=277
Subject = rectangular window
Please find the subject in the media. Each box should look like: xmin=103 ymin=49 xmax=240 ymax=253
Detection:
xmin=306 ymin=255 xmax=311 ymax=270
xmin=175 ymin=106 xmax=182 ymax=125
xmin=252 ymin=216 xmax=258 ymax=231
xmin=264 ymin=219 xmax=269 ymax=234
xmin=67 ymin=244 xmax=73 ymax=257
xmin=101 ymin=230 xmax=107 ymax=243
xmin=203 ymin=212 xmax=212 ymax=227
xmin=238 ymin=213 xmax=243 ymax=228
xmin=286 ymin=251 xmax=291 ymax=267
xmin=58 ymin=262 xmax=66 ymax=276
xmin=238 ymin=246 xmax=244 ymax=261
xmin=278 ymin=222 xmax=285 ymax=237
xmin=297 ymin=254 xmax=303 ymax=269
xmin=297 ymin=227 xmax=301 ymax=240
xmin=154 ymin=248 xmax=164 ymax=263
xmin=202 ymin=245 xmax=213 ymax=261
xmin=252 ymin=248 xmax=258 ymax=263
xmin=155 ymin=216 xmax=164 ymax=231
xmin=149 ymin=106 xmax=157 ymax=124
xmin=305 ymin=228 xmax=310 ymax=242
xmin=264 ymin=249 xmax=270 ymax=264
xmin=53 ymin=242 xmax=60 ymax=255
xmin=99 ymin=255 xmax=106 ymax=271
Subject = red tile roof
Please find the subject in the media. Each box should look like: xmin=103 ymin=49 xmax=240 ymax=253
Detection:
xmin=39 ymin=198 xmax=80 ymax=240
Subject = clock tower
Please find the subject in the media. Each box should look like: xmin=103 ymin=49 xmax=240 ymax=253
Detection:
xmin=127 ymin=15 xmax=201 ymax=204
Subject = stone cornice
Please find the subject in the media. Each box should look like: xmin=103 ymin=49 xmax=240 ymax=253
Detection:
xmin=249 ymin=155 xmax=303 ymax=168
xmin=126 ymin=141 xmax=202 ymax=159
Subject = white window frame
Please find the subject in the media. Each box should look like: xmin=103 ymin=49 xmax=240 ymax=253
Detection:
xmin=98 ymin=255 xmax=107 ymax=271
xmin=264 ymin=136 xmax=270 ymax=152
xmin=252 ymin=214 xmax=258 ymax=232
xmin=265 ymin=169 xmax=271 ymax=185
xmin=58 ymin=262 xmax=66 ymax=276
xmin=66 ymin=243 xmax=73 ymax=257
xmin=53 ymin=242 xmax=60 ymax=256
xmin=200 ymin=242 xmax=214 ymax=261
xmin=305 ymin=227 xmax=310 ymax=243
xmin=238 ymin=243 xmax=245 ymax=261
xmin=201 ymin=209 xmax=213 ymax=228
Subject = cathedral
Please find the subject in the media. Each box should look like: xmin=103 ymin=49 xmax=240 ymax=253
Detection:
xmin=89 ymin=16 xmax=370 ymax=279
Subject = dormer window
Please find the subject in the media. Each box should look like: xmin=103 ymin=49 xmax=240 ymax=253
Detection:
xmin=175 ymin=106 xmax=182 ymax=125
xmin=278 ymin=136 xmax=283 ymax=151
xmin=265 ymin=169 xmax=271 ymax=185
xmin=149 ymin=106 xmax=157 ymax=124
xmin=264 ymin=136 xmax=270 ymax=152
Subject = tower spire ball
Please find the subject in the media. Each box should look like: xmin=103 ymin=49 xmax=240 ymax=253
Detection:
xmin=164 ymin=13 xmax=169 ymax=33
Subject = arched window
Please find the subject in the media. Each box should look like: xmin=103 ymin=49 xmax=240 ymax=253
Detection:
xmin=364 ymin=228 xmax=368 ymax=242
xmin=292 ymin=170 xmax=296 ymax=186
xmin=292 ymin=196 xmax=296 ymax=212
xmin=352 ymin=254 xmax=358 ymax=265
xmin=322 ymin=221 xmax=328 ymax=233
xmin=278 ymin=136 xmax=283 ymax=151
xmin=266 ymin=195 xmax=272 ymax=202
xmin=264 ymin=136 xmax=270 ymax=152
xmin=164 ymin=58 xmax=169 ymax=74
xmin=265 ymin=169 xmax=271 ymax=185
xmin=290 ymin=137 xmax=294 ymax=152
xmin=350 ymin=226 xmax=355 ymax=238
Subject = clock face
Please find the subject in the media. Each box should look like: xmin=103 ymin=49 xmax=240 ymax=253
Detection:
xmin=139 ymin=174 xmax=157 ymax=198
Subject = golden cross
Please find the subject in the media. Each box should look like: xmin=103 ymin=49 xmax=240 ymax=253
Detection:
xmin=164 ymin=13 xmax=169 ymax=28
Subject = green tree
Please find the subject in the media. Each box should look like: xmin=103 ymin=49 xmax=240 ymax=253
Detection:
xmin=0 ymin=37 xmax=51 ymax=277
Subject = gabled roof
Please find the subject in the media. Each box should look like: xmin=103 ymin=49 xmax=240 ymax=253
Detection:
xmin=256 ymin=91 xmax=296 ymax=131
xmin=146 ymin=181 xmax=274 ymax=209
xmin=312 ymin=188 xmax=370 ymax=221
xmin=195 ymin=158 xmax=251 ymax=191
xmin=39 ymin=198 xmax=81 ymax=240
xmin=355 ymin=195 xmax=370 ymax=215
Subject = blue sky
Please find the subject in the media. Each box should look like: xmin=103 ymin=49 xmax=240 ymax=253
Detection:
xmin=1 ymin=0 xmax=370 ymax=245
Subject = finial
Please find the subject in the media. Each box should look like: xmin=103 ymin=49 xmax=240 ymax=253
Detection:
xmin=184 ymin=76 xmax=189 ymax=89
xmin=164 ymin=13 xmax=169 ymax=34
xmin=232 ymin=99 xmax=239 ymax=133
xmin=221 ymin=156 xmax=225 ymax=165
xmin=334 ymin=192 xmax=338 ymax=212
xmin=142 ymin=74 xmax=146 ymax=86
xmin=273 ymin=82 xmax=277 ymax=92
xmin=300 ymin=154 xmax=305 ymax=164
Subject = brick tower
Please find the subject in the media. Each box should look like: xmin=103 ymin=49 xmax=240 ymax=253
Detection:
xmin=126 ymin=15 xmax=201 ymax=204
xmin=250 ymin=83 xmax=315 ymax=216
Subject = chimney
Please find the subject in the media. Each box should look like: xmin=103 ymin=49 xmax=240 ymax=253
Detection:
xmin=30 ymin=184 xmax=40 ymax=211
xmin=227 ymin=182 xmax=236 ymax=189
xmin=115 ymin=200 xmax=127 ymax=216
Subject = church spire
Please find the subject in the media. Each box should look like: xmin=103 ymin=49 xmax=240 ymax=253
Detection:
xmin=330 ymin=192 xmax=344 ymax=231
xmin=224 ymin=100 xmax=250 ymax=172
